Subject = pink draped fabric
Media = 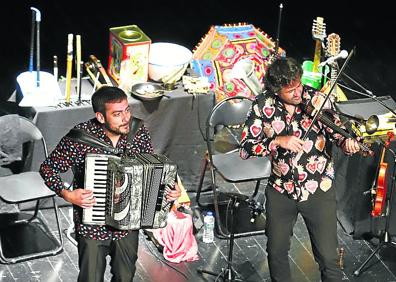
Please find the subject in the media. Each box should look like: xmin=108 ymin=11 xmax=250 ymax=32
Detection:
xmin=151 ymin=210 xmax=199 ymax=263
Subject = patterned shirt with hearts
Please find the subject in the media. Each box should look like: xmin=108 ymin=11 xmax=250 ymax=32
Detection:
xmin=240 ymin=86 xmax=346 ymax=202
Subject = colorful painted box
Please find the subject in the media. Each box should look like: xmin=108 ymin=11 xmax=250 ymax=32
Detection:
xmin=108 ymin=25 xmax=151 ymax=91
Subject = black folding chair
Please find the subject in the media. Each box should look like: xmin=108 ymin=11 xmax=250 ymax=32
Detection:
xmin=0 ymin=115 xmax=63 ymax=263
xmin=196 ymin=96 xmax=271 ymax=281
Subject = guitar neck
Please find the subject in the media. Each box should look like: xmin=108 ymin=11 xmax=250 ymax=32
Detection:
xmin=330 ymin=65 xmax=337 ymax=96
xmin=312 ymin=40 xmax=322 ymax=73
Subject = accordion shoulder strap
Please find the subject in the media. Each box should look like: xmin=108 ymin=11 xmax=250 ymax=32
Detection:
xmin=65 ymin=117 xmax=143 ymax=154
xmin=127 ymin=117 xmax=143 ymax=143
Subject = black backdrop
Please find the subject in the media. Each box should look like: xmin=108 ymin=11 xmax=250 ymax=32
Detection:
xmin=1 ymin=1 xmax=395 ymax=102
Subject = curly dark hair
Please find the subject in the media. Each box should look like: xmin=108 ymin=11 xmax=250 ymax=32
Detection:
xmin=264 ymin=57 xmax=303 ymax=93
xmin=91 ymin=86 xmax=127 ymax=115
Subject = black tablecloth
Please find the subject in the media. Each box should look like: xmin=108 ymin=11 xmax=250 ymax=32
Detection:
xmin=334 ymin=96 xmax=396 ymax=238
xmin=19 ymin=79 xmax=215 ymax=192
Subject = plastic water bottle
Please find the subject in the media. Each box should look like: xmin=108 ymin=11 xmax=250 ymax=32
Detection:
xmin=203 ymin=211 xmax=215 ymax=243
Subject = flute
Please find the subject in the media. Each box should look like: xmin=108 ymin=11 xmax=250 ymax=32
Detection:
xmin=65 ymin=33 xmax=73 ymax=104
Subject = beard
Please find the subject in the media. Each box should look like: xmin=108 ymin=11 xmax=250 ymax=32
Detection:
xmin=104 ymin=121 xmax=130 ymax=136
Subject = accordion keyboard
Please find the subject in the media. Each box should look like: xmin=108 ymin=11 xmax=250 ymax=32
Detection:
xmin=82 ymin=153 xmax=177 ymax=230
xmin=83 ymin=154 xmax=112 ymax=225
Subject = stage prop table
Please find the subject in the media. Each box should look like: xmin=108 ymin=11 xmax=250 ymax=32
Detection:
xmin=21 ymin=79 xmax=215 ymax=191
xmin=333 ymin=96 xmax=396 ymax=238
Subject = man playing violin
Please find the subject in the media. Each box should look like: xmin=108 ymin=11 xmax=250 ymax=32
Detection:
xmin=240 ymin=57 xmax=360 ymax=282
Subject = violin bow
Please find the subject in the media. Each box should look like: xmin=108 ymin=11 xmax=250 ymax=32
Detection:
xmin=293 ymin=48 xmax=365 ymax=165
xmin=301 ymin=48 xmax=354 ymax=140
xmin=274 ymin=3 xmax=284 ymax=57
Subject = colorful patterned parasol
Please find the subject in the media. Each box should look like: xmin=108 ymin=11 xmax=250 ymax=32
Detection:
xmin=191 ymin=23 xmax=285 ymax=102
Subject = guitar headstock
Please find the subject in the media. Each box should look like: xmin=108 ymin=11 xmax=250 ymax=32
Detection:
xmin=312 ymin=17 xmax=326 ymax=41
xmin=326 ymin=33 xmax=341 ymax=57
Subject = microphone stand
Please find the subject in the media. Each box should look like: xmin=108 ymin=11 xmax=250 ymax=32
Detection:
xmin=198 ymin=195 xmax=243 ymax=281
xmin=274 ymin=3 xmax=283 ymax=56
xmin=341 ymin=72 xmax=396 ymax=117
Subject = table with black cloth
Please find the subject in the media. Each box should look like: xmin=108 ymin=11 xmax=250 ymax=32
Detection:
xmin=334 ymin=96 xmax=396 ymax=239
xmin=21 ymin=79 xmax=215 ymax=192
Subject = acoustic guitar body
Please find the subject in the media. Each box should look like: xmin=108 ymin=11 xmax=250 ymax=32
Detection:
xmin=301 ymin=60 xmax=329 ymax=90
xmin=301 ymin=17 xmax=328 ymax=90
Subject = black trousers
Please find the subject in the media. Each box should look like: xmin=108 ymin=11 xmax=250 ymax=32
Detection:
xmin=76 ymin=231 xmax=139 ymax=282
xmin=265 ymin=187 xmax=342 ymax=282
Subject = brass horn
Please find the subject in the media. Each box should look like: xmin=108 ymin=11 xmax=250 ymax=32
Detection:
xmin=336 ymin=112 xmax=379 ymax=135
xmin=364 ymin=115 xmax=380 ymax=135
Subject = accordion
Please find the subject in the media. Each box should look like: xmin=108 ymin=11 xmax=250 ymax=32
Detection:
xmin=83 ymin=153 xmax=177 ymax=230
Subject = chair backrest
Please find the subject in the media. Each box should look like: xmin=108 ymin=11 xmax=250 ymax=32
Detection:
xmin=18 ymin=116 xmax=49 ymax=159
xmin=206 ymin=96 xmax=253 ymax=155
xmin=0 ymin=115 xmax=48 ymax=170
xmin=18 ymin=116 xmax=42 ymax=139
xmin=207 ymin=96 xmax=253 ymax=129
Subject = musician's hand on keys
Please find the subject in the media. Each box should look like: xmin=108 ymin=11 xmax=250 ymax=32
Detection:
xmin=61 ymin=189 xmax=96 ymax=209
xmin=166 ymin=182 xmax=181 ymax=202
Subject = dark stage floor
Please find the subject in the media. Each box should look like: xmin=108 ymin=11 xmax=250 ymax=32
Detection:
xmin=1 ymin=181 xmax=396 ymax=281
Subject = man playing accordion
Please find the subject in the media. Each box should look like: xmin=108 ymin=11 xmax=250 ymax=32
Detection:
xmin=40 ymin=86 xmax=181 ymax=281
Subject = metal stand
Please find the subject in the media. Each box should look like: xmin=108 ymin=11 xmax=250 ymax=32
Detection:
xmin=198 ymin=195 xmax=243 ymax=281
xmin=354 ymin=150 xmax=396 ymax=276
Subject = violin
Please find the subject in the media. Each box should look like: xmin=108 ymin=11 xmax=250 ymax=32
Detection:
xmin=371 ymin=132 xmax=394 ymax=217
xmin=304 ymin=104 xmax=374 ymax=156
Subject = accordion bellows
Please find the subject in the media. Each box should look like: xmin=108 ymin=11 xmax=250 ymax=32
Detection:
xmin=83 ymin=153 xmax=177 ymax=230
